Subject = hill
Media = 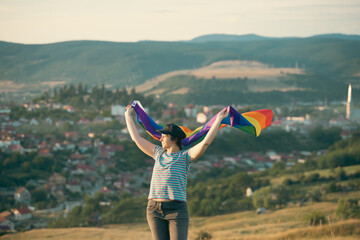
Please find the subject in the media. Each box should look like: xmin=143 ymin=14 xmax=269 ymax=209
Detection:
xmin=191 ymin=33 xmax=360 ymax=42
xmin=2 ymin=201 xmax=359 ymax=239
xmin=1 ymin=34 xmax=360 ymax=91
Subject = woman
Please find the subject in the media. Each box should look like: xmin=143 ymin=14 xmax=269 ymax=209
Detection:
xmin=125 ymin=105 xmax=229 ymax=240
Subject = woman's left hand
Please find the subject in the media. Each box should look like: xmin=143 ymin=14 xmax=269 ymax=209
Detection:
xmin=217 ymin=107 xmax=229 ymax=121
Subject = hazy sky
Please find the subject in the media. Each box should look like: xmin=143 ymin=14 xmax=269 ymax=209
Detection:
xmin=0 ymin=0 xmax=359 ymax=44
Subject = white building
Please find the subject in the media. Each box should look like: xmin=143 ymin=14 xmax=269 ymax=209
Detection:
xmin=184 ymin=104 xmax=197 ymax=118
xmin=246 ymin=187 xmax=253 ymax=197
xmin=13 ymin=207 xmax=32 ymax=221
xmin=0 ymin=218 xmax=15 ymax=231
xmin=14 ymin=187 xmax=31 ymax=204
xmin=111 ymin=105 xmax=127 ymax=116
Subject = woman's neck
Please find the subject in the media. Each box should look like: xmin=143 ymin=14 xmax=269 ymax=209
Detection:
xmin=166 ymin=145 xmax=180 ymax=153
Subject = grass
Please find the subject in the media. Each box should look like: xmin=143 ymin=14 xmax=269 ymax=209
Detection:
xmin=135 ymin=60 xmax=304 ymax=95
xmin=270 ymin=164 xmax=360 ymax=185
xmin=2 ymin=201 xmax=359 ymax=240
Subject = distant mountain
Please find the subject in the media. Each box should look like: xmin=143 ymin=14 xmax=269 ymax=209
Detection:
xmin=190 ymin=34 xmax=272 ymax=42
xmin=191 ymin=33 xmax=360 ymax=42
xmin=310 ymin=33 xmax=360 ymax=41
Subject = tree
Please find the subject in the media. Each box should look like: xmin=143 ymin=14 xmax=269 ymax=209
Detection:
xmin=253 ymin=184 xmax=291 ymax=209
xmin=32 ymin=189 xmax=47 ymax=202
xmin=310 ymin=126 xmax=341 ymax=149
xmin=305 ymin=211 xmax=327 ymax=226
xmin=336 ymin=198 xmax=360 ymax=219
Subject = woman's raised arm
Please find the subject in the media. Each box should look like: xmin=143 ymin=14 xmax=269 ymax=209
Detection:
xmin=188 ymin=107 xmax=229 ymax=161
xmin=125 ymin=106 xmax=156 ymax=157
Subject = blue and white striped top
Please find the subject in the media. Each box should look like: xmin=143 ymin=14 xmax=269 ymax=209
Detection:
xmin=149 ymin=145 xmax=191 ymax=202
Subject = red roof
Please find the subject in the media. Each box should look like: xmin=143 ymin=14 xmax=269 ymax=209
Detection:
xmin=15 ymin=207 xmax=32 ymax=215
xmin=9 ymin=145 xmax=21 ymax=150
xmin=100 ymin=144 xmax=124 ymax=152
xmin=76 ymin=164 xmax=94 ymax=171
xmin=64 ymin=131 xmax=77 ymax=137
xmin=70 ymin=153 xmax=86 ymax=160
xmin=38 ymin=148 xmax=51 ymax=155
xmin=15 ymin=187 xmax=27 ymax=194
xmin=185 ymin=104 xmax=195 ymax=109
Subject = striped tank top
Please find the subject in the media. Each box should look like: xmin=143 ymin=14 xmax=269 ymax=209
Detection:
xmin=149 ymin=145 xmax=191 ymax=202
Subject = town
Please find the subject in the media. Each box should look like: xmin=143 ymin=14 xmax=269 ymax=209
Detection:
xmin=0 ymin=84 xmax=359 ymax=233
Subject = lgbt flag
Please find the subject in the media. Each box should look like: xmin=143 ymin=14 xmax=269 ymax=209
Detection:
xmin=130 ymin=100 xmax=273 ymax=147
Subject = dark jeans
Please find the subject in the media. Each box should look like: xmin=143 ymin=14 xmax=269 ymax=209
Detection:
xmin=146 ymin=199 xmax=189 ymax=240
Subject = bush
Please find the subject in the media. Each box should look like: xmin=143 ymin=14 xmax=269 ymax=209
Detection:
xmin=307 ymin=188 xmax=323 ymax=202
xmin=195 ymin=230 xmax=212 ymax=240
xmin=326 ymin=181 xmax=339 ymax=193
xmin=305 ymin=211 xmax=327 ymax=226
xmin=303 ymin=173 xmax=320 ymax=183
xmin=336 ymin=198 xmax=360 ymax=219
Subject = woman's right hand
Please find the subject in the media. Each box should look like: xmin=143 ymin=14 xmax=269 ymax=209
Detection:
xmin=125 ymin=105 xmax=134 ymax=117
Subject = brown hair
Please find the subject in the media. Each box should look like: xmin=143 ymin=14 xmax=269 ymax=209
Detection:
xmin=170 ymin=135 xmax=183 ymax=150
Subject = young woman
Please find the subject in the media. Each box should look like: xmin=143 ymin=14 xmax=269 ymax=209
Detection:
xmin=125 ymin=106 xmax=229 ymax=240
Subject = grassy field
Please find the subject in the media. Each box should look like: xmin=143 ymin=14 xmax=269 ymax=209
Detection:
xmin=2 ymin=201 xmax=359 ymax=240
xmin=135 ymin=60 xmax=304 ymax=95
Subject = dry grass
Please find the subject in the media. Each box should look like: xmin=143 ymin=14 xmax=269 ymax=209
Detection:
xmin=2 ymin=201 xmax=359 ymax=240
xmin=190 ymin=60 xmax=303 ymax=80
xmin=135 ymin=60 xmax=304 ymax=94
xmin=0 ymin=81 xmax=25 ymax=92
xmin=40 ymin=81 xmax=67 ymax=87
xmin=169 ymin=87 xmax=190 ymax=95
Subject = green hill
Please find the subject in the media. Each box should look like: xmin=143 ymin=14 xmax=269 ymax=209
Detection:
xmin=1 ymin=34 xmax=360 ymax=104
xmin=1 ymin=35 xmax=360 ymax=87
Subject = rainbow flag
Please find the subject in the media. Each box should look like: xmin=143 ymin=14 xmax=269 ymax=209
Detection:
xmin=131 ymin=101 xmax=273 ymax=147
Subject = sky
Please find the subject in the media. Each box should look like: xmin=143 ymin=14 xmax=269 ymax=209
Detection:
xmin=0 ymin=0 xmax=359 ymax=44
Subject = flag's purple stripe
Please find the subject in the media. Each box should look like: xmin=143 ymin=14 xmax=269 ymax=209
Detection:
xmin=133 ymin=103 xmax=162 ymax=140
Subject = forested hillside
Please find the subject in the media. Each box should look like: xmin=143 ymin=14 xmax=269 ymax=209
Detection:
xmin=1 ymin=35 xmax=359 ymax=88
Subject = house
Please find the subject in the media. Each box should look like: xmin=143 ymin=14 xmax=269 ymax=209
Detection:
xmin=246 ymin=187 xmax=253 ymax=197
xmin=49 ymin=173 xmax=66 ymax=186
xmin=100 ymin=144 xmax=124 ymax=156
xmin=0 ymin=112 xmax=10 ymax=122
xmin=0 ymin=217 xmax=14 ymax=232
xmin=92 ymin=115 xmax=104 ymax=124
xmin=78 ymin=141 xmax=92 ymax=152
xmin=113 ymin=178 xmax=130 ymax=189
xmin=29 ymin=118 xmax=39 ymax=126
xmin=45 ymin=117 xmax=53 ymax=125
xmin=14 ymin=187 xmax=31 ymax=204
xmin=62 ymin=141 xmax=76 ymax=151
xmin=341 ymin=130 xmax=352 ymax=139
xmin=98 ymin=186 xmax=114 ymax=196
xmin=78 ymin=117 xmax=90 ymax=125
xmin=8 ymin=144 xmax=24 ymax=154
xmin=75 ymin=164 xmax=95 ymax=175
xmin=162 ymin=109 xmax=178 ymax=119
xmin=12 ymin=207 xmax=32 ymax=221
xmin=68 ymin=153 xmax=87 ymax=165
xmin=64 ymin=131 xmax=78 ymax=141
xmin=38 ymin=148 xmax=52 ymax=157
xmin=66 ymin=181 xmax=82 ymax=193
xmin=0 ymin=211 xmax=12 ymax=221
xmin=111 ymin=105 xmax=127 ymax=117
xmin=62 ymin=105 xmax=73 ymax=113
xmin=184 ymin=104 xmax=197 ymax=118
